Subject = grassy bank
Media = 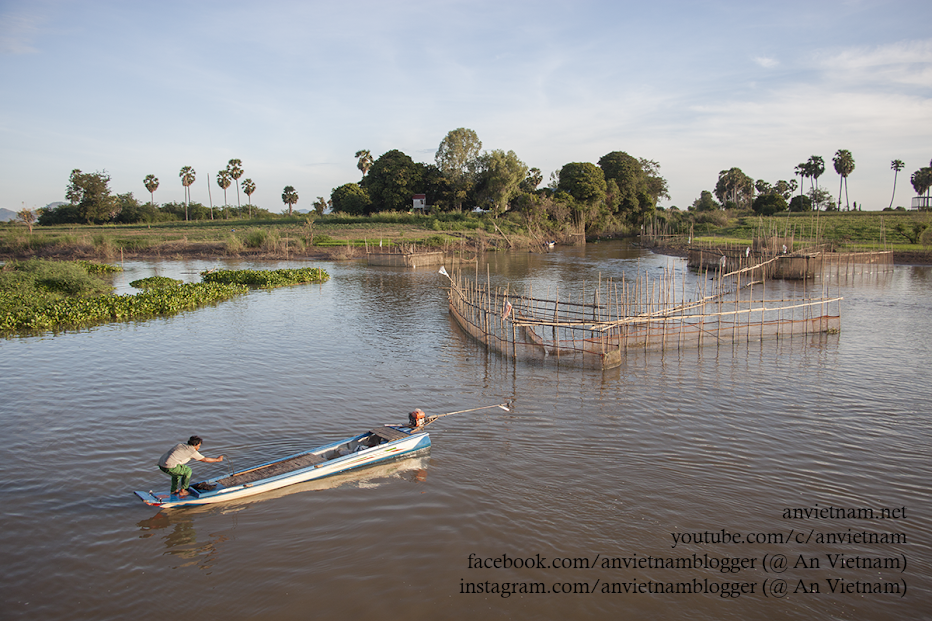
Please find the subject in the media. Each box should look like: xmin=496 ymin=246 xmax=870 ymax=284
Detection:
xmin=0 ymin=211 xmax=542 ymax=262
xmin=646 ymin=210 xmax=932 ymax=262
xmin=2 ymin=209 xmax=930 ymax=263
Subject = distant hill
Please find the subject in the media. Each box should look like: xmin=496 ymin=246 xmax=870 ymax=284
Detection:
xmin=1 ymin=202 xmax=66 ymax=222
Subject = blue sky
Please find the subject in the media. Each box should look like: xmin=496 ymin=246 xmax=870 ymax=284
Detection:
xmin=1 ymin=0 xmax=930 ymax=213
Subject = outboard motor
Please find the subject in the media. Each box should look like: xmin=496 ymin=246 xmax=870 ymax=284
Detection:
xmin=408 ymin=408 xmax=426 ymax=428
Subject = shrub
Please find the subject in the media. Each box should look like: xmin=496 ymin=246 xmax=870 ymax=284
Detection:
xmin=245 ymin=229 xmax=267 ymax=248
xmin=693 ymin=210 xmax=729 ymax=227
xmin=921 ymin=225 xmax=932 ymax=249
xmin=224 ymin=233 xmax=245 ymax=254
xmin=92 ymin=234 xmax=115 ymax=257
xmin=752 ymin=194 xmax=788 ymax=216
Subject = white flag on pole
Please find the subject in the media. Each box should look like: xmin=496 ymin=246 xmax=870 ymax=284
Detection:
xmin=439 ymin=266 xmax=449 ymax=277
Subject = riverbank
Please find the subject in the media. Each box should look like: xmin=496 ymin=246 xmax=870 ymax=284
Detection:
xmin=3 ymin=209 xmax=930 ymax=264
xmin=644 ymin=240 xmax=932 ymax=265
xmin=0 ymin=217 xmax=546 ymax=263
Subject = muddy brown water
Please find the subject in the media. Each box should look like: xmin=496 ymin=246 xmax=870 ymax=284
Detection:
xmin=1 ymin=241 xmax=929 ymax=620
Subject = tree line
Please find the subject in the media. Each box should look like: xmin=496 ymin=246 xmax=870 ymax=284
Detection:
xmin=330 ymin=128 xmax=670 ymax=237
xmin=33 ymin=133 xmax=932 ymax=229
xmin=39 ymin=160 xmax=267 ymax=225
xmin=691 ymin=152 xmax=931 ymax=216
xmin=36 ymin=129 xmax=670 ymax=238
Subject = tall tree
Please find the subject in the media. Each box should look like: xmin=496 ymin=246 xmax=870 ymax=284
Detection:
xmin=714 ymin=167 xmax=754 ymax=209
xmin=217 ymin=170 xmax=232 ymax=207
xmin=832 ymin=149 xmax=855 ymax=211
xmin=179 ymin=166 xmax=196 ymax=221
xmin=355 ymin=149 xmax=373 ymax=177
xmin=637 ymin=158 xmax=671 ymax=205
xmin=807 ymin=156 xmax=825 ymax=208
xmin=692 ymin=190 xmax=721 ymax=212
xmin=227 ymin=159 xmax=244 ymax=207
xmin=313 ymin=197 xmax=328 ymax=216
xmin=330 ymin=183 xmax=371 ymax=215
xmin=521 ymin=167 xmax=543 ymax=193
xmin=66 ymin=169 xmax=119 ymax=224
xmin=755 ymin=179 xmax=773 ymax=196
xmin=558 ymin=162 xmax=607 ymax=232
xmin=911 ymin=161 xmax=932 ymax=209
xmin=362 ymin=150 xmax=423 ymax=213
xmin=143 ymin=174 xmax=159 ymax=206
xmin=474 ymin=150 xmax=528 ymax=217
xmin=282 ymin=185 xmax=298 ymax=215
xmin=242 ymin=178 xmax=256 ymax=218
xmin=794 ymin=163 xmax=808 ymax=198
xmin=435 ymin=128 xmax=482 ymax=211
xmin=889 ymin=159 xmax=905 ymax=209
xmin=598 ymin=151 xmax=665 ymax=224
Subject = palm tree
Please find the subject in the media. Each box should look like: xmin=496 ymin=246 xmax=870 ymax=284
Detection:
xmin=912 ymin=162 xmax=932 ymax=209
xmin=794 ymin=162 xmax=808 ymax=198
xmin=227 ymin=159 xmax=244 ymax=208
xmin=242 ymin=178 xmax=256 ymax=218
xmin=832 ymin=149 xmax=855 ymax=211
xmin=217 ymin=170 xmax=232 ymax=210
xmin=807 ymin=156 xmax=825 ymax=209
xmin=143 ymin=174 xmax=159 ymax=206
xmin=355 ymin=149 xmax=373 ymax=177
xmin=282 ymin=185 xmax=298 ymax=215
xmin=179 ymin=166 xmax=196 ymax=220
xmin=889 ymin=159 xmax=905 ymax=209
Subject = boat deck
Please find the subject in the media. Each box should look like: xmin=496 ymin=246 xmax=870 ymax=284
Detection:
xmin=214 ymin=451 xmax=327 ymax=487
xmin=210 ymin=427 xmax=412 ymax=489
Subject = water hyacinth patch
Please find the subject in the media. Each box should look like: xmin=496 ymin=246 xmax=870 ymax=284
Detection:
xmin=200 ymin=267 xmax=329 ymax=289
xmin=1 ymin=261 xmax=328 ymax=334
xmin=0 ymin=281 xmax=247 ymax=332
xmin=130 ymin=276 xmax=183 ymax=289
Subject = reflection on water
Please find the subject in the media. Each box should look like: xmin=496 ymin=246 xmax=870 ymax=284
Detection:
xmin=137 ymin=510 xmax=229 ymax=570
xmin=134 ymin=455 xmax=431 ymax=571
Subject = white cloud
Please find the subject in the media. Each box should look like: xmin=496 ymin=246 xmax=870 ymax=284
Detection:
xmin=814 ymin=39 xmax=932 ymax=88
xmin=0 ymin=11 xmax=41 ymax=55
xmin=753 ymin=56 xmax=779 ymax=69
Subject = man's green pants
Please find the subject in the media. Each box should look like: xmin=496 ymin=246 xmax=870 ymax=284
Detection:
xmin=159 ymin=464 xmax=193 ymax=493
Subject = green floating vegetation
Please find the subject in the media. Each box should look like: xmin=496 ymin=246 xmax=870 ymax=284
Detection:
xmin=0 ymin=282 xmax=248 ymax=332
xmin=1 ymin=261 xmax=329 ymax=334
xmin=77 ymin=261 xmax=123 ymax=274
xmin=0 ymin=259 xmax=247 ymax=333
xmin=200 ymin=267 xmax=330 ymax=288
xmin=130 ymin=276 xmax=183 ymax=289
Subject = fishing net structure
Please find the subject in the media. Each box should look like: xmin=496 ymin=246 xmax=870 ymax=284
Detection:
xmin=444 ymin=259 xmax=844 ymax=370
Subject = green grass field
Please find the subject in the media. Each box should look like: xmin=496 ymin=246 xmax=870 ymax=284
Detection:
xmin=2 ymin=209 xmax=929 ymax=261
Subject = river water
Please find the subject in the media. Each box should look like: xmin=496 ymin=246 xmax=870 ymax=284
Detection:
xmin=1 ymin=241 xmax=929 ymax=620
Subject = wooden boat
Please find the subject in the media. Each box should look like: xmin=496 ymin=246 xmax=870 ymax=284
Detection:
xmin=134 ymin=424 xmax=430 ymax=508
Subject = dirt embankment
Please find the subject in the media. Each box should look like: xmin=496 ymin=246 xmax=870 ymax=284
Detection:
xmin=0 ymin=241 xmax=369 ymax=263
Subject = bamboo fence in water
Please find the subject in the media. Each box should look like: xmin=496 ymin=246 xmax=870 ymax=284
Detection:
xmin=444 ymin=261 xmax=842 ymax=370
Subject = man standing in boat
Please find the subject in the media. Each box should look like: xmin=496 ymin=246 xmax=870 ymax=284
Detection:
xmin=158 ymin=436 xmax=225 ymax=497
